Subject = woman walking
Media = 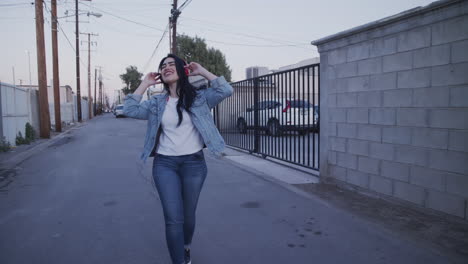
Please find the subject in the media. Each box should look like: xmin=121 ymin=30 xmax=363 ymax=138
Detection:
xmin=124 ymin=54 xmax=233 ymax=264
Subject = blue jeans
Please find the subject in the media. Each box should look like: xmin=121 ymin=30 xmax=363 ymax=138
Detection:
xmin=152 ymin=150 xmax=208 ymax=264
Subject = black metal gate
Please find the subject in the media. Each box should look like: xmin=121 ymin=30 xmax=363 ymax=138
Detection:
xmin=214 ymin=63 xmax=320 ymax=170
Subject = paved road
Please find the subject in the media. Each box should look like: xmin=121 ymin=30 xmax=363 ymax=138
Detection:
xmin=0 ymin=114 xmax=451 ymax=264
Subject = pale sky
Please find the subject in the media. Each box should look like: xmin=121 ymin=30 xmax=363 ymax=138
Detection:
xmin=1 ymin=0 xmax=435 ymax=103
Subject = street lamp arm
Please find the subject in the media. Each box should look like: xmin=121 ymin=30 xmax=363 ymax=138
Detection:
xmin=88 ymin=12 xmax=102 ymax=18
xmin=57 ymin=12 xmax=103 ymax=19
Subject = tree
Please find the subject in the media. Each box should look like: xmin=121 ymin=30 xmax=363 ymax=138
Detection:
xmin=120 ymin=66 xmax=143 ymax=94
xmin=177 ymin=34 xmax=232 ymax=82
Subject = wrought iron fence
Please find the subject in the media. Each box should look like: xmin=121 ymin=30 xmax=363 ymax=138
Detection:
xmin=214 ymin=63 xmax=320 ymax=170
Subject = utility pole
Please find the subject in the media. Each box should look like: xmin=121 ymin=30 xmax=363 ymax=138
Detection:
xmin=168 ymin=17 xmax=172 ymax=53
xmin=87 ymin=33 xmax=92 ymax=119
xmin=101 ymin=82 xmax=104 ymax=113
xmin=25 ymin=50 xmax=32 ymax=125
xmin=0 ymin=82 xmax=3 ymax=140
xmin=170 ymin=0 xmax=180 ymax=54
xmin=98 ymin=68 xmax=102 ymax=114
xmin=88 ymin=33 xmax=91 ymax=118
xmin=35 ymin=0 xmax=51 ymax=138
xmin=80 ymin=32 xmax=98 ymax=120
xmin=94 ymin=68 xmax=97 ymax=115
xmin=51 ymin=0 xmax=61 ymax=132
xmin=75 ymin=0 xmax=82 ymax=122
xmin=26 ymin=50 xmax=32 ymax=87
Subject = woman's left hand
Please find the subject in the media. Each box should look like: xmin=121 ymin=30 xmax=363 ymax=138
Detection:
xmin=185 ymin=62 xmax=206 ymax=76
xmin=185 ymin=62 xmax=217 ymax=81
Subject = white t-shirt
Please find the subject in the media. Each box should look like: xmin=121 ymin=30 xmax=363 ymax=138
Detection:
xmin=156 ymin=97 xmax=204 ymax=156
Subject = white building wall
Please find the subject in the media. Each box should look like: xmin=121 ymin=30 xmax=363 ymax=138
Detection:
xmin=0 ymin=82 xmax=34 ymax=146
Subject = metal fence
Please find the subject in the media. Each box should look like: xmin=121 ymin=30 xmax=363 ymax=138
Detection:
xmin=215 ymin=63 xmax=320 ymax=170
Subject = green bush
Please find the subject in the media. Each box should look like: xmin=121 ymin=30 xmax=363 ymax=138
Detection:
xmin=15 ymin=123 xmax=36 ymax=146
xmin=16 ymin=131 xmax=30 ymax=145
xmin=0 ymin=137 xmax=10 ymax=152
xmin=25 ymin=122 xmax=35 ymax=142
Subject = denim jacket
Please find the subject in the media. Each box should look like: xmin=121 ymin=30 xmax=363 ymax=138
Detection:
xmin=123 ymin=76 xmax=233 ymax=162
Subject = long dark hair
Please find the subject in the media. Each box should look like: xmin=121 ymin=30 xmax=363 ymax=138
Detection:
xmin=158 ymin=54 xmax=197 ymax=127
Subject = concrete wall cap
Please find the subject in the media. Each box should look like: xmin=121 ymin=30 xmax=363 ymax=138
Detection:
xmin=310 ymin=0 xmax=461 ymax=47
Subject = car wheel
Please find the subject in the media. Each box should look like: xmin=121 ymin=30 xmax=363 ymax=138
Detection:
xmin=267 ymin=119 xmax=281 ymax=137
xmin=313 ymin=120 xmax=320 ymax=133
xmin=237 ymin=118 xmax=247 ymax=134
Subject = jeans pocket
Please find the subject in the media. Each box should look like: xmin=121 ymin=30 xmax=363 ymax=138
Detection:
xmin=192 ymin=150 xmax=204 ymax=160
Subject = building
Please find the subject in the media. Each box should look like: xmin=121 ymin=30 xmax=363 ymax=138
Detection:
xmin=246 ymin=66 xmax=270 ymax=79
xmin=276 ymin=57 xmax=320 ymax=72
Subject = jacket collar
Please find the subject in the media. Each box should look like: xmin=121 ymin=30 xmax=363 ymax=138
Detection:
xmin=158 ymin=93 xmax=169 ymax=112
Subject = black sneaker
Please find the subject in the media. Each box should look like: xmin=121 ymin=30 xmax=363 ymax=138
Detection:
xmin=184 ymin=248 xmax=191 ymax=264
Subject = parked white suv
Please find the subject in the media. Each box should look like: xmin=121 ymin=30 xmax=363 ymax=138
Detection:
xmin=236 ymin=98 xmax=319 ymax=136
xmin=114 ymin=104 xmax=125 ymax=118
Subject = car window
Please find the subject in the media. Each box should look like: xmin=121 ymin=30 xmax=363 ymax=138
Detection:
xmin=248 ymin=101 xmax=268 ymax=111
xmin=264 ymin=101 xmax=281 ymax=109
xmin=247 ymin=100 xmax=290 ymax=111
xmin=258 ymin=101 xmax=267 ymax=110
xmin=116 ymin=106 xmax=124 ymax=110
xmin=290 ymin=100 xmax=311 ymax=108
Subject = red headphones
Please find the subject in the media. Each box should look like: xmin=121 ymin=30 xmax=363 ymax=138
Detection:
xmin=183 ymin=60 xmax=190 ymax=76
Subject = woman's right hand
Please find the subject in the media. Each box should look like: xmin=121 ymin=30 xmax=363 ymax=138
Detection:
xmin=134 ymin=72 xmax=162 ymax=95
xmin=141 ymin=72 xmax=162 ymax=87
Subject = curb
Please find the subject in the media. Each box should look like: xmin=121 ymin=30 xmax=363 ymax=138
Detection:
xmin=0 ymin=123 xmax=86 ymax=171
xmin=222 ymin=146 xmax=320 ymax=184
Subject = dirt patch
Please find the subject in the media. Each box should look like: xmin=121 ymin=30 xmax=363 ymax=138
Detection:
xmin=0 ymin=168 xmax=16 ymax=190
xmin=293 ymin=181 xmax=468 ymax=263
xmin=241 ymin=201 xmax=261 ymax=208
xmin=47 ymin=136 xmax=73 ymax=149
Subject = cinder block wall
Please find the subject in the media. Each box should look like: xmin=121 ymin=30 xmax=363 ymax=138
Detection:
xmin=313 ymin=0 xmax=468 ymax=219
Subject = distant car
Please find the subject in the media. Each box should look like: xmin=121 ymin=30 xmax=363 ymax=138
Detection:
xmin=114 ymin=104 xmax=125 ymax=118
xmin=236 ymin=98 xmax=319 ymax=136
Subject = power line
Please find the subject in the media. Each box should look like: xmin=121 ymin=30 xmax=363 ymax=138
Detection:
xmin=143 ymin=23 xmax=170 ymax=72
xmin=79 ymin=1 xmax=166 ymax=32
xmin=43 ymin=1 xmax=87 ymax=69
xmin=0 ymin=3 xmax=33 ymax=7
xmin=0 ymin=17 xmax=33 ymax=20
xmin=177 ymin=24 xmax=313 ymax=50
xmin=180 ymin=16 xmax=311 ymax=46
xmin=58 ymin=23 xmax=77 ymax=53
xmin=178 ymin=22 xmax=311 ymax=49
xmin=178 ymin=0 xmax=193 ymax=11
xmin=200 ymin=39 xmax=306 ymax=48
xmin=87 ymin=1 xmax=170 ymax=7
xmin=90 ymin=16 xmax=159 ymax=38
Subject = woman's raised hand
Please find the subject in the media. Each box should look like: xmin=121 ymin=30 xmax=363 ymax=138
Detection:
xmin=185 ymin=62 xmax=217 ymax=81
xmin=185 ymin=62 xmax=206 ymax=76
xmin=142 ymin=72 xmax=162 ymax=87
xmin=133 ymin=72 xmax=162 ymax=95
